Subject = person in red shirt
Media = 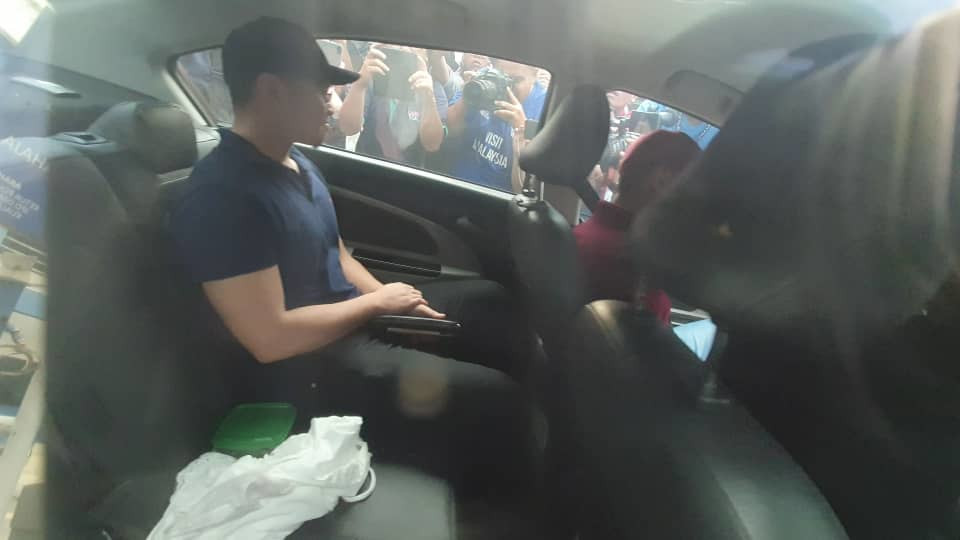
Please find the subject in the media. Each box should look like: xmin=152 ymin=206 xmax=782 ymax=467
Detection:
xmin=574 ymin=130 xmax=701 ymax=324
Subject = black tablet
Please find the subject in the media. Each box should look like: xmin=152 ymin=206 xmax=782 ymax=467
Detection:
xmin=372 ymin=48 xmax=419 ymax=100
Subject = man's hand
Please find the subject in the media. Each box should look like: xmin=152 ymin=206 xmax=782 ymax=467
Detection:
xmin=370 ymin=282 xmax=427 ymax=315
xmin=536 ymin=69 xmax=551 ymax=88
xmin=357 ymin=46 xmax=389 ymax=87
xmin=409 ymin=71 xmax=435 ymax=97
xmin=494 ymin=87 xmax=526 ymax=131
xmin=410 ymin=304 xmax=446 ymax=319
xmin=411 ymin=53 xmax=444 ymax=152
xmin=410 ymin=55 xmax=435 ymax=98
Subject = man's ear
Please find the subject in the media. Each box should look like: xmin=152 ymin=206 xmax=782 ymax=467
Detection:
xmin=254 ymin=73 xmax=285 ymax=105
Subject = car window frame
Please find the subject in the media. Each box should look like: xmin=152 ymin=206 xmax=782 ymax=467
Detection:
xmin=168 ymin=47 xmax=229 ymax=127
xmin=168 ymin=42 xmax=556 ymax=194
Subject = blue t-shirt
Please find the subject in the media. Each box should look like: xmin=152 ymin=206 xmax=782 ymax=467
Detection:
xmin=637 ymin=100 xmax=718 ymax=150
xmin=678 ymin=116 xmax=719 ymax=149
xmin=447 ymin=82 xmax=547 ymax=191
xmin=170 ymin=129 xmax=358 ymax=310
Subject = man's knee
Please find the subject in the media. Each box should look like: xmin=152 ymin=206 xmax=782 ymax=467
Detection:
xmin=463 ymin=279 xmax=513 ymax=313
xmin=392 ymin=352 xmax=521 ymax=418
xmin=421 ymin=279 xmax=512 ymax=314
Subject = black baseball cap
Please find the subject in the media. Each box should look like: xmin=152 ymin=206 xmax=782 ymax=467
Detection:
xmin=223 ymin=17 xmax=359 ymax=88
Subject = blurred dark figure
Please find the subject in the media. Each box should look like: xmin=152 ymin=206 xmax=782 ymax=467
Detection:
xmin=574 ymin=131 xmax=700 ymax=323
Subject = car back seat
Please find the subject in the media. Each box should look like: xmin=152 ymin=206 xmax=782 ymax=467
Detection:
xmin=49 ymin=102 xmax=220 ymax=227
xmin=18 ymin=119 xmax=458 ymax=537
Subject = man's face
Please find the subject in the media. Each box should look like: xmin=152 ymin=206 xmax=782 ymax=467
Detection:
xmin=495 ymin=59 xmax=537 ymax=89
xmin=462 ymin=53 xmax=490 ymax=72
xmin=607 ymin=91 xmax=635 ymax=110
xmin=279 ymin=77 xmax=333 ymax=146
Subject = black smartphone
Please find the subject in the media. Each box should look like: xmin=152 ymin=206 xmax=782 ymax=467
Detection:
xmin=524 ymin=118 xmax=539 ymax=140
xmin=368 ymin=315 xmax=462 ymax=337
xmin=373 ymin=48 xmax=419 ymax=100
xmin=316 ymin=40 xmax=342 ymax=68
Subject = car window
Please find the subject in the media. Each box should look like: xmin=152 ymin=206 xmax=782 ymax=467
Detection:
xmin=582 ymin=90 xmax=718 ymax=218
xmin=175 ymin=41 xmax=552 ymax=194
xmin=1 ymin=52 xmax=156 ymax=139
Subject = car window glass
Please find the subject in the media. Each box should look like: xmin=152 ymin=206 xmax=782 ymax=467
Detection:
xmin=175 ymin=42 xmax=552 ymax=194
xmin=581 ymin=90 xmax=718 ymax=220
xmin=1 ymin=52 xmax=157 ymax=139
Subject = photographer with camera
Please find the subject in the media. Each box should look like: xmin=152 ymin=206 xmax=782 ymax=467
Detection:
xmin=443 ymin=59 xmax=547 ymax=192
xmin=338 ymin=44 xmax=448 ymax=166
xmin=428 ymin=51 xmax=491 ymax=100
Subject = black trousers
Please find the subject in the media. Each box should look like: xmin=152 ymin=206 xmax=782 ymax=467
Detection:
xmin=252 ymin=279 xmax=535 ymax=497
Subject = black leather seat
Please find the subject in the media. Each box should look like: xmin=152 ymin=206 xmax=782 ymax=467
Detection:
xmin=9 ymin=122 xmax=458 ymax=536
xmin=51 ymin=101 xmax=221 ymax=225
xmin=565 ymin=300 xmax=847 ymax=539
xmin=546 ymin=33 xmax=923 ymax=540
xmin=506 ymin=85 xmax=611 ymax=539
xmin=89 ymin=464 xmax=455 ymax=540
xmin=512 ymin=84 xmax=610 ymax=350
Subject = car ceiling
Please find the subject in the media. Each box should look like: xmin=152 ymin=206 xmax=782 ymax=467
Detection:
xmin=7 ymin=0 xmax=954 ymax=125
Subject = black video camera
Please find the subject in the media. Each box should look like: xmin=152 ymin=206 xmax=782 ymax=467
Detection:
xmin=462 ymin=67 xmax=514 ymax=111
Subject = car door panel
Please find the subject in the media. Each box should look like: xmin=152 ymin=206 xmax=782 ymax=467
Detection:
xmin=332 ymin=188 xmax=483 ymax=284
xmin=300 ymin=145 xmax=516 ymax=282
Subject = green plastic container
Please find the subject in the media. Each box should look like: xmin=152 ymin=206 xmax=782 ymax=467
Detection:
xmin=212 ymin=402 xmax=297 ymax=457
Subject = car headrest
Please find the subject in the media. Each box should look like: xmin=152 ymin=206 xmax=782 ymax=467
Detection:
xmin=519 ymin=84 xmax=609 ymax=190
xmin=0 ymin=137 xmax=127 ymax=253
xmin=89 ymin=101 xmax=198 ymax=174
xmin=632 ymin=11 xmax=960 ymax=348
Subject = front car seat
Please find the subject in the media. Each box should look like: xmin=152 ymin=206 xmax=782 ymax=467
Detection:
xmin=505 ymin=85 xmax=610 ymax=538
xmin=556 ymin=28 xmax=905 ymax=540
xmin=510 ymin=84 xmax=610 ymax=351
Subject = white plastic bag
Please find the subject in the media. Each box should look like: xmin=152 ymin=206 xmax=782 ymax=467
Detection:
xmin=148 ymin=416 xmax=375 ymax=540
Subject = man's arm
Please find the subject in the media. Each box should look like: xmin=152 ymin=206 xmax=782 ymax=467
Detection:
xmin=427 ymin=50 xmax=451 ymax=86
xmin=444 ymin=70 xmax=475 ymax=136
xmin=510 ymin=133 xmax=527 ymax=193
xmin=338 ymin=86 xmax=367 ymax=137
xmin=446 ymin=98 xmax=467 ymax=136
xmin=338 ymin=40 xmax=354 ymax=71
xmin=411 ymin=72 xmax=444 ymax=152
xmin=202 ymin=266 xmax=425 ymax=364
xmin=339 ymin=238 xmax=382 ymax=294
xmin=339 ymin=47 xmax=388 ymax=136
xmin=338 ymin=239 xmax=446 ymax=319
xmin=495 ymin=88 xmax=528 ymax=193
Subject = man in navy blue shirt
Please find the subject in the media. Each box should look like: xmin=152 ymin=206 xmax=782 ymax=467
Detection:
xmin=170 ymin=17 xmax=532 ymax=495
